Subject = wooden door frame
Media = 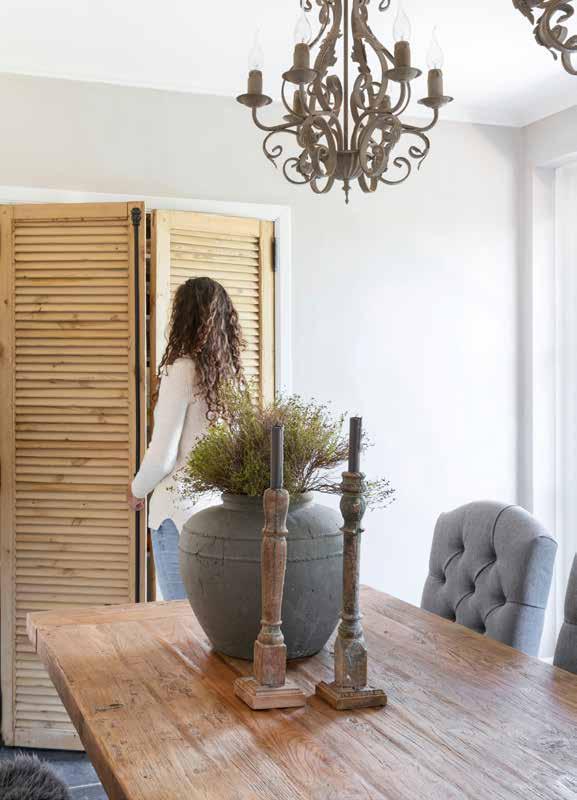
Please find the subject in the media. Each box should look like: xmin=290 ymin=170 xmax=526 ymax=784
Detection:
xmin=0 ymin=187 xmax=292 ymax=394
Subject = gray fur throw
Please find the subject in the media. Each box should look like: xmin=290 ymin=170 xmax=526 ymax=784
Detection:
xmin=0 ymin=754 xmax=71 ymax=800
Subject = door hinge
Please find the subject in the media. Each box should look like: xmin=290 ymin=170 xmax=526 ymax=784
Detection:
xmin=272 ymin=237 xmax=279 ymax=273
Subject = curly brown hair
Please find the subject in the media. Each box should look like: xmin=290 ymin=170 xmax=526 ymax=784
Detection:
xmin=156 ymin=277 xmax=245 ymax=420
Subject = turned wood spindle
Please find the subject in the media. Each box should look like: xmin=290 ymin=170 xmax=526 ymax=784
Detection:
xmin=234 ymin=425 xmax=307 ymax=710
xmin=316 ymin=417 xmax=387 ymax=710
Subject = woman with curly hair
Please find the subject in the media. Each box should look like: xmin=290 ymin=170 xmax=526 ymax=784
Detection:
xmin=127 ymin=277 xmax=244 ymax=599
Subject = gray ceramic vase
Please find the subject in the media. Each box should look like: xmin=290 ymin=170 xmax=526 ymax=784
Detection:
xmin=180 ymin=492 xmax=343 ymax=660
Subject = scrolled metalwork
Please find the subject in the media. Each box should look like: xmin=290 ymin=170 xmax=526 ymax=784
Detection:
xmin=238 ymin=0 xmax=451 ymax=202
xmin=514 ymin=0 xmax=577 ymax=75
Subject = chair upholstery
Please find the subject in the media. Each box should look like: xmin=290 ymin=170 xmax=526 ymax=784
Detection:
xmin=554 ymin=556 xmax=577 ymax=674
xmin=421 ymin=501 xmax=557 ymax=656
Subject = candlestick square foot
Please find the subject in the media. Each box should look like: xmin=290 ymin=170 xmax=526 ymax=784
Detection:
xmin=253 ymin=640 xmax=287 ymax=686
xmin=234 ymin=677 xmax=307 ymax=710
xmin=315 ymin=681 xmax=388 ymax=711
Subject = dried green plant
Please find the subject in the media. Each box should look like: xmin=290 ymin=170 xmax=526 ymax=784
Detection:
xmin=180 ymin=386 xmax=395 ymax=509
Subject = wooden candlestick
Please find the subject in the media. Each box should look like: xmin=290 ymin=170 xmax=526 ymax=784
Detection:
xmin=234 ymin=429 xmax=307 ymax=710
xmin=316 ymin=455 xmax=387 ymax=710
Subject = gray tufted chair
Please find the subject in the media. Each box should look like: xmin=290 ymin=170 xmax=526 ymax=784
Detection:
xmin=421 ymin=501 xmax=557 ymax=656
xmin=554 ymin=556 xmax=577 ymax=674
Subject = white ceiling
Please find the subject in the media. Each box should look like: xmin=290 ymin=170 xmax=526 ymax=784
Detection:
xmin=0 ymin=0 xmax=576 ymax=127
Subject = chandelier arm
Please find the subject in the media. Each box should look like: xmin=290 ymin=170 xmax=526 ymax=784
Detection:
xmin=357 ymin=0 xmax=395 ymax=62
xmin=344 ymin=0 xmax=350 ymax=148
xmin=262 ymin=129 xmax=300 ymax=170
xmin=358 ymin=174 xmax=379 ymax=193
xmin=398 ymin=129 xmax=432 ymax=172
xmin=353 ymin=0 xmax=395 ymax=114
xmin=379 ymin=157 xmax=412 ymax=185
xmin=281 ymin=80 xmax=301 ymax=119
xmin=390 ymin=83 xmax=411 ymax=117
xmin=562 ymin=40 xmax=577 ymax=72
xmin=251 ymin=107 xmax=300 ymax=135
xmin=282 ymin=155 xmax=313 ymax=185
xmin=388 ymin=83 xmax=409 ymax=115
xmin=357 ymin=115 xmax=402 ymax=179
xmin=402 ymin=108 xmax=440 ymax=134
xmin=309 ymin=0 xmax=332 ymax=49
xmin=298 ymin=84 xmax=313 ymax=116
xmin=311 ymin=0 xmax=343 ymax=114
xmin=537 ymin=2 xmax=577 ymax=55
xmin=310 ymin=174 xmax=337 ymax=194
xmin=298 ymin=115 xmax=339 ymax=178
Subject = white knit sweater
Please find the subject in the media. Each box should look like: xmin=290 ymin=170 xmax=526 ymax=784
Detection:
xmin=131 ymin=357 xmax=209 ymax=533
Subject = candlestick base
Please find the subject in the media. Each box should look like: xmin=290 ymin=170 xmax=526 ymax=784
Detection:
xmin=234 ymin=676 xmax=307 ymax=710
xmin=315 ymin=681 xmax=387 ymax=711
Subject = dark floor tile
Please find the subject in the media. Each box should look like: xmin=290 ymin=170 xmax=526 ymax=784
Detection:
xmin=70 ymin=784 xmax=108 ymax=800
xmin=0 ymin=746 xmax=99 ymax=788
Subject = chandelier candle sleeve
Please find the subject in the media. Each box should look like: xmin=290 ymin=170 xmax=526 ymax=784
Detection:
xmin=248 ymin=69 xmax=263 ymax=96
xmin=428 ymin=69 xmax=444 ymax=99
xmin=394 ymin=40 xmax=411 ymax=69
xmin=294 ymin=43 xmax=311 ymax=72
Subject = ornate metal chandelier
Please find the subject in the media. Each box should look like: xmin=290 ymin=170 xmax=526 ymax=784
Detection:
xmin=237 ymin=1 xmax=453 ymax=203
xmin=514 ymin=1 xmax=577 ymax=75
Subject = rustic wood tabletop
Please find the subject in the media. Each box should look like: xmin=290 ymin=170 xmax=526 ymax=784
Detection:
xmin=28 ymin=588 xmax=577 ymax=800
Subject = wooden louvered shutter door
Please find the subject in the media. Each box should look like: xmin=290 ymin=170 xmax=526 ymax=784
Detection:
xmin=150 ymin=211 xmax=275 ymax=402
xmin=0 ymin=202 xmax=146 ymax=749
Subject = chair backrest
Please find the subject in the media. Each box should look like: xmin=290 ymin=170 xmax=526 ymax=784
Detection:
xmin=554 ymin=556 xmax=577 ymax=674
xmin=421 ymin=501 xmax=557 ymax=656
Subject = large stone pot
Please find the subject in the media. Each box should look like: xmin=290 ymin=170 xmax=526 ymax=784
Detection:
xmin=180 ymin=492 xmax=343 ymax=660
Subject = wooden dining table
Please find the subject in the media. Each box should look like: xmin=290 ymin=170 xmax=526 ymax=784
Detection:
xmin=28 ymin=587 xmax=577 ymax=800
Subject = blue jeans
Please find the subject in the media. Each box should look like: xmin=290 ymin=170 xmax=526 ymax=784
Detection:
xmin=150 ymin=519 xmax=187 ymax=601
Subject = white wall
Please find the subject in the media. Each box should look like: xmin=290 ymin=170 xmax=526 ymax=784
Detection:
xmin=0 ymin=73 xmax=521 ymax=607
xmin=520 ymin=107 xmax=577 ymax=654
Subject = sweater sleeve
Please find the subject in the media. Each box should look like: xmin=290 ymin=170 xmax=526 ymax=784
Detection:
xmin=131 ymin=360 xmax=193 ymax=499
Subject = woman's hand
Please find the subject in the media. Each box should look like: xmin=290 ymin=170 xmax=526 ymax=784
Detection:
xmin=127 ymin=484 xmax=145 ymax=511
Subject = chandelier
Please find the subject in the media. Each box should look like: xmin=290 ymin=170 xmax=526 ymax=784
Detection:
xmin=237 ymin=1 xmax=453 ymax=203
xmin=514 ymin=1 xmax=577 ymax=75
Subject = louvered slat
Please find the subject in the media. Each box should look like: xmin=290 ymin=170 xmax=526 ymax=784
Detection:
xmin=0 ymin=202 xmax=146 ymax=750
xmin=151 ymin=211 xmax=275 ymax=404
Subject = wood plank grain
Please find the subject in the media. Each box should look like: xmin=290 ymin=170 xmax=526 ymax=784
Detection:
xmin=27 ymin=589 xmax=577 ymax=800
xmin=1 ymin=202 xmax=146 ymax=750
